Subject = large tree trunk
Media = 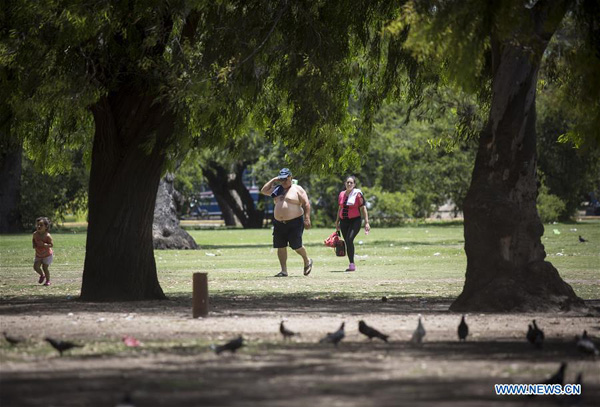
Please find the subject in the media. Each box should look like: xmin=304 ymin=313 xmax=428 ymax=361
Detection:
xmin=202 ymin=161 xmax=264 ymax=228
xmin=0 ymin=139 xmax=23 ymax=234
xmin=80 ymin=88 xmax=172 ymax=301
xmin=202 ymin=162 xmax=237 ymax=226
xmin=229 ymin=162 xmax=265 ymax=228
xmin=451 ymin=3 xmax=583 ymax=312
xmin=215 ymin=194 xmax=238 ymax=226
xmin=153 ymin=172 xmax=198 ymax=250
xmin=0 ymin=104 xmax=22 ymax=233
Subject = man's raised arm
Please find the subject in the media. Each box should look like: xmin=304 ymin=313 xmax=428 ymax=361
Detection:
xmin=261 ymin=177 xmax=279 ymax=196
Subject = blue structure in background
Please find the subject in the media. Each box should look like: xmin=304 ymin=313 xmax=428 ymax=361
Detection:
xmin=187 ymin=171 xmax=274 ymax=219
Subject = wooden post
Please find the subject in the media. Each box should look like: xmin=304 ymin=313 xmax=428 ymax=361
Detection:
xmin=193 ymin=272 xmax=209 ymax=318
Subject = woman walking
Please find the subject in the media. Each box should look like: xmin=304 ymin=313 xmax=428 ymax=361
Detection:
xmin=335 ymin=176 xmax=370 ymax=271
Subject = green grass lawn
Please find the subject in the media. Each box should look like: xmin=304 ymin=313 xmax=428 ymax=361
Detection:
xmin=1 ymin=221 xmax=598 ymax=301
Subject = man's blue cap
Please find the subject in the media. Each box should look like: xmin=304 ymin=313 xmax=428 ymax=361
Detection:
xmin=278 ymin=168 xmax=291 ymax=179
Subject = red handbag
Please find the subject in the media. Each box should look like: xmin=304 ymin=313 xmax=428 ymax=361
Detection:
xmin=324 ymin=231 xmax=340 ymax=247
xmin=324 ymin=231 xmax=346 ymax=256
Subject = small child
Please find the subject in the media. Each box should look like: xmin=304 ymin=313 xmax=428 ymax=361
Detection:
xmin=32 ymin=217 xmax=53 ymax=286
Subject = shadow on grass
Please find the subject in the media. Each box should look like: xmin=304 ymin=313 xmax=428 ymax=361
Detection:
xmin=2 ymin=293 xmax=599 ymax=318
xmin=0 ymin=291 xmax=458 ymax=317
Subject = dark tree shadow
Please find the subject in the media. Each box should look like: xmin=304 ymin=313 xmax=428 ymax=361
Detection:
xmin=2 ymin=293 xmax=599 ymax=406
xmin=0 ymin=292 xmax=460 ymax=317
xmin=2 ymin=341 xmax=598 ymax=407
xmin=2 ymin=295 xmax=599 ymax=317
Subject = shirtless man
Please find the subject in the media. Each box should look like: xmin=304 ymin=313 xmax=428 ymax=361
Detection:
xmin=261 ymin=168 xmax=313 ymax=277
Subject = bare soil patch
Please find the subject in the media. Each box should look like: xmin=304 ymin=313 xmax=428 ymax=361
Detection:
xmin=1 ymin=296 xmax=599 ymax=406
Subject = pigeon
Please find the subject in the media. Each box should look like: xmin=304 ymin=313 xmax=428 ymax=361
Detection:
xmin=358 ymin=320 xmax=389 ymax=342
xmin=3 ymin=332 xmax=23 ymax=346
xmin=527 ymin=320 xmax=544 ymax=349
xmin=457 ymin=315 xmax=469 ymax=341
xmin=576 ymin=330 xmax=599 ymax=356
xmin=45 ymin=337 xmax=83 ymax=356
xmin=411 ymin=315 xmax=426 ymax=344
xmin=578 ymin=235 xmax=587 ymax=243
xmin=544 ymin=362 xmax=566 ymax=385
xmin=280 ymin=321 xmax=299 ymax=340
xmin=212 ymin=336 xmax=244 ymax=354
xmin=532 ymin=320 xmax=544 ymax=348
xmin=319 ymin=322 xmax=345 ymax=346
xmin=526 ymin=324 xmax=535 ymax=343
xmin=528 ymin=362 xmax=567 ymax=398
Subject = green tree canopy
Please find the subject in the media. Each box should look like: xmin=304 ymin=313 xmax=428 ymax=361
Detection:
xmin=1 ymin=0 xmax=418 ymax=300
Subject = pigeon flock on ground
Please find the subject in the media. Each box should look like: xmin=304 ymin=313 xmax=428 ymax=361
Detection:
xmin=3 ymin=315 xmax=597 ymax=406
xmin=3 ymin=315 xmax=597 ymax=357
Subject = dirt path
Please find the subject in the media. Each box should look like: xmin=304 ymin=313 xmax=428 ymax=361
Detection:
xmin=1 ymin=296 xmax=599 ymax=406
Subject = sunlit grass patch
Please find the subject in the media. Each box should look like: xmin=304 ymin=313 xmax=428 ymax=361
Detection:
xmin=1 ymin=221 xmax=598 ymax=301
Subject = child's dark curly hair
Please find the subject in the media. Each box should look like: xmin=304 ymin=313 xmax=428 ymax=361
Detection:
xmin=36 ymin=217 xmax=51 ymax=230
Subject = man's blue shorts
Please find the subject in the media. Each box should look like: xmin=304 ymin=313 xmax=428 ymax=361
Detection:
xmin=273 ymin=216 xmax=304 ymax=250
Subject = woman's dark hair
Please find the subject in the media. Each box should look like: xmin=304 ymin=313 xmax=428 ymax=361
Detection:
xmin=345 ymin=175 xmax=357 ymax=185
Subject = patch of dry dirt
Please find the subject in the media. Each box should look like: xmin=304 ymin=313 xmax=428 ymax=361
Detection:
xmin=1 ymin=296 xmax=599 ymax=406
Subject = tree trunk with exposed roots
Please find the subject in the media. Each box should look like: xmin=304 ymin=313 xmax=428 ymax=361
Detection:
xmin=153 ymin=172 xmax=198 ymax=250
xmin=451 ymin=3 xmax=584 ymax=312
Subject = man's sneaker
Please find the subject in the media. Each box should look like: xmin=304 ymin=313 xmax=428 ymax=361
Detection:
xmin=43 ymin=281 xmax=51 ymax=286
xmin=346 ymin=263 xmax=356 ymax=272
xmin=38 ymin=275 xmax=45 ymax=284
